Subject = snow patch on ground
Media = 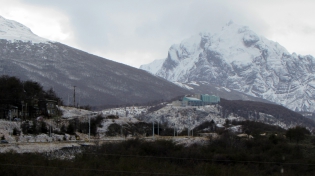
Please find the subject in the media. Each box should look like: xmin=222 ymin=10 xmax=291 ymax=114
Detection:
xmin=222 ymin=87 xmax=231 ymax=92
xmin=59 ymin=106 xmax=94 ymax=119
xmin=227 ymin=125 xmax=242 ymax=133
xmin=172 ymin=137 xmax=208 ymax=147
xmin=0 ymin=142 xmax=81 ymax=153
xmin=173 ymin=82 xmax=194 ymax=90
xmin=188 ymin=81 xmax=200 ymax=86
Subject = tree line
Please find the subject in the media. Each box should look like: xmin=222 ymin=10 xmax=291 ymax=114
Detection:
xmin=0 ymin=75 xmax=61 ymax=103
xmin=0 ymin=75 xmax=62 ymax=118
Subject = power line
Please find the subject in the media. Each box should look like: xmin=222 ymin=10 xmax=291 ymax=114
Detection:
xmin=82 ymin=153 xmax=315 ymax=166
xmin=0 ymin=163 xmax=204 ymax=176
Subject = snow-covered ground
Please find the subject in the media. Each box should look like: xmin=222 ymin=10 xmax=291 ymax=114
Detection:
xmin=59 ymin=106 xmax=94 ymax=119
xmin=137 ymin=104 xmax=245 ymax=133
xmin=98 ymin=116 xmax=140 ymax=137
xmin=172 ymin=137 xmax=208 ymax=147
xmin=101 ymin=106 xmax=148 ymax=118
xmin=0 ymin=103 xmax=297 ymax=154
xmin=0 ymin=142 xmax=81 ymax=153
xmin=60 ymin=104 xmax=292 ymax=135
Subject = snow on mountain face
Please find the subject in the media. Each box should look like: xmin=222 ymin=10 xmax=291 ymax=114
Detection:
xmin=0 ymin=16 xmax=48 ymax=43
xmin=139 ymin=59 xmax=165 ymax=75
xmin=141 ymin=21 xmax=315 ymax=112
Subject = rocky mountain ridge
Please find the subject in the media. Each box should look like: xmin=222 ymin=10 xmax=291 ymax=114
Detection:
xmin=141 ymin=22 xmax=315 ymax=112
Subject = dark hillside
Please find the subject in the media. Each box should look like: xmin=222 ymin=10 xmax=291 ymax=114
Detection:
xmin=0 ymin=40 xmax=191 ymax=107
xmin=219 ymin=99 xmax=315 ymax=128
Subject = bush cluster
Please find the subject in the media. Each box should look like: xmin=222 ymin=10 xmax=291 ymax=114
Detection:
xmin=20 ymin=120 xmax=48 ymax=135
xmin=60 ymin=115 xmax=104 ymax=136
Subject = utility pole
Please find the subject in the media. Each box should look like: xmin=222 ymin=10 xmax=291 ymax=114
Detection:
xmin=191 ymin=116 xmax=194 ymax=137
xmin=158 ymin=121 xmax=159 ymax=136
xmin=26 ymin=103 xmax=27 ymax=119
xmin=188 ymin=117 xmax=190 ymax=137
xmin=152 ymin=121 xmax=154 ymax=138
xmin=21 ymin=101 xmax=24 ymax=120
xmin=121 ymin=126 xmax=123 ymax=138
xmin=89 ymin=115 xmax=90 ymax=142
xmin=73 ymin=86 xmax=76 ymax=107
xmin=189 ymin=116 xmax=191 ymax=137
xmin=173 ymin=123 xmax=175 ymax=137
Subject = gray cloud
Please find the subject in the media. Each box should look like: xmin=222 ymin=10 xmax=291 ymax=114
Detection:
xmin=19 ymin=0 xmax=315 ymax=67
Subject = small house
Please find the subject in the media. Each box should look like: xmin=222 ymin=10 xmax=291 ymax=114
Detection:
xmin=0 ymin=105 xmax=18 ymax=120
xmin=38 ymin=99 xmax=58 ymax=117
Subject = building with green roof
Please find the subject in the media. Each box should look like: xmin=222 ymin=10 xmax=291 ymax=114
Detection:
xmin=180 ymin=94 xmax=220 ymax=107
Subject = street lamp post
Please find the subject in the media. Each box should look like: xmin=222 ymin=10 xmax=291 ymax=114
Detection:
xmin=21 ymin=101 xmax=24 ymax=121
xmin=9 ymin=110 xmax=11 ymax=121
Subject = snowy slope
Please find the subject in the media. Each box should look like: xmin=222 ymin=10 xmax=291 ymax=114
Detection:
xmin=141 ymin=21 xmax=315 ymax=112
xmin=140 ymin=59 xmax=165 ymax=75
xmin=0 ymin=16 xmax=190 ymax=107
xmin=136 ymin=104 xmax=314 ymax=131
xmin=0 ymin=16 xmax=48 ymax=43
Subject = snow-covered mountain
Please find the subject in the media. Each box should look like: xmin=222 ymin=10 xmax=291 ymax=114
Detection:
xmin=0 ymin=16 xmax=191 ymax=107
xmin=141 ymin=21 xmax=315 ymax=112
xmin=0 ymin=16 xmax=48 ymax=43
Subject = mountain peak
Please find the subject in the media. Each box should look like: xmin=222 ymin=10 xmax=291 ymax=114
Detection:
xmin=141 ymin=22 xmax=315 ymax=112
xmin=226 ymin=20 xmax=234 ymax=26
xmin=0 ymin=16 xmax=48 ymax=43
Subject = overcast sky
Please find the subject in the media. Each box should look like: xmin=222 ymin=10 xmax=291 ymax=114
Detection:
xmin=1 ymin=0 xmax=315 ymax=68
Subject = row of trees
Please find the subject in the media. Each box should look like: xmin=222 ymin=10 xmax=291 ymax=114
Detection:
xmin=0 ymin=75 xmax=62 ymax=118
xmin=286 ymin=126 xmax=311 ymax=144
xmin=0 ymin=75 xmax=61 ymax=103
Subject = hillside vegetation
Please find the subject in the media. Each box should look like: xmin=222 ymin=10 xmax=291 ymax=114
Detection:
xmin=219 ymin=99 xmax=315 ymax=128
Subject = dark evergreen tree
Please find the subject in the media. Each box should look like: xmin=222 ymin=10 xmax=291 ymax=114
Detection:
xmin=286 ymin=126 xmax=310 ymax=144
